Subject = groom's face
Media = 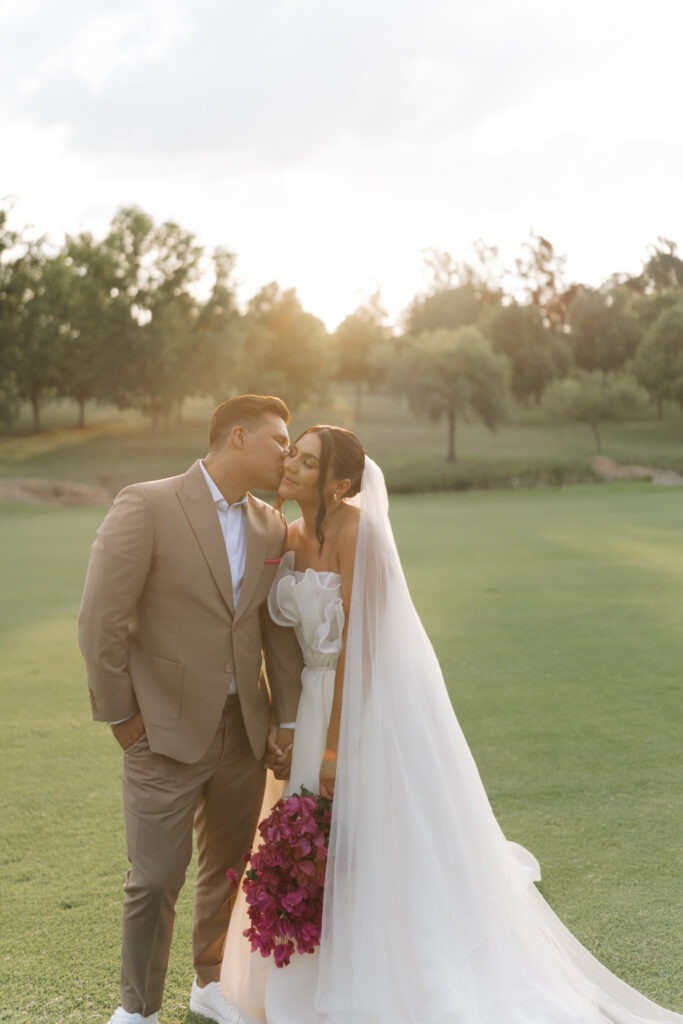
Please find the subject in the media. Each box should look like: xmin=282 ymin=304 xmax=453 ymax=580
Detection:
xmin=243 ymin=413 xmax=291 ymax=491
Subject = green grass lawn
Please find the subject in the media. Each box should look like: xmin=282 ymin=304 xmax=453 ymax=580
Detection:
xmin=1 ymin=484 xmax=682 ymax=1022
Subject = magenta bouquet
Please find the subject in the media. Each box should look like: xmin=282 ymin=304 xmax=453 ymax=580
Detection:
xmin=227 ymin=787 xmax=333 ymax=968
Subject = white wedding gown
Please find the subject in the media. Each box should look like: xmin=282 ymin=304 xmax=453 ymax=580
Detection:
xmin=221 ymin=554 xmax=342 ymax=1024
xmin=222 ymin=523 xmax=682 ymax=1023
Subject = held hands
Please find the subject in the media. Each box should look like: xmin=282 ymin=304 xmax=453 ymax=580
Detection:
xmin=111 ymin=712 xmax=146 ymax=750
xmin=265 ymin=726 xmax=295 ymax=779
xmin=319 ymin=748 xmax=337 ymax=800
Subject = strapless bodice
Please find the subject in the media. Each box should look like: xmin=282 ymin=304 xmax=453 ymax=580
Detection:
xmin=267 ymin=551 xmax=343 ymax=671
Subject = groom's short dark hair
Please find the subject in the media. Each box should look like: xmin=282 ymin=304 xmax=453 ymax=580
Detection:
xmin=209 ymin=394 xmax=291 ymax=450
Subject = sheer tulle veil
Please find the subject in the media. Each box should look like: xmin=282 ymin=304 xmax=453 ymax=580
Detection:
xmin=315 ymin=457 xmax=682 ymax=1024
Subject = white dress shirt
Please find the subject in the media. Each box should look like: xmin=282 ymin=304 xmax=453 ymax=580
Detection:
xmin=199 ymin=462 xmax=247 ymax=603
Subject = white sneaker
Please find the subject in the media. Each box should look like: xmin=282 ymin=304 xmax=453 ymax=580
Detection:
xmin=108 ymin=1009 xmax=158 ymax=1024
xmin=189 ymin=978 xmax=246 ymax=1024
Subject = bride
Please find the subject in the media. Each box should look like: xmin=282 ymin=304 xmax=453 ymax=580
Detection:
xmin=221 ymin=424 xmax=682 ymax=1024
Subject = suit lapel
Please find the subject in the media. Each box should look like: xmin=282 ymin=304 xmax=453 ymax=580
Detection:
xmin=235 ymin=494 xmax=269 ymax=622
xmin=177 ymin=461 xmax=235 ymax=614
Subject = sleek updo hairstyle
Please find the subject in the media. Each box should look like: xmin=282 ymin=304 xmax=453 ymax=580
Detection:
xmin=296 ymin=425 xmax=365 ymax=552
xmin=208 ymin=394 xmax=290 ymax=450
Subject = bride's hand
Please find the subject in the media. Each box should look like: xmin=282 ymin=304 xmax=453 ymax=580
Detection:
xmin=319 ymin=749 xmax=337 ymax=800
xmin=265 ymin=726 xmax=294 ymax=780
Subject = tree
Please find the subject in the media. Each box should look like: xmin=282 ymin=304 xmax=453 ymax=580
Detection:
xmin=192 ymin=248 xmax=246 ymax=403
xmin=58 ymin=231 xmax=133 ymax=427
xmin=567 ymin=286 xmax=641 ymax=377
xmin=422 ymin=240 xmax=505 ymax=302
xmin=629 ymin=291 xmax=683 ymax=416
xmin=404 ymin=283 xmax=484 ymax=336
xmin=630 ymin=237 xmax=683 ymax=293
xmin=514 ymin=232 xmax=579 ymax=328
xmin=3 ymin=243 xmax=74 ymax=432
xmin=242 ymin=284 xmax=328 ymax=409
xmin=333 ymin=292 xmax=389 ymax=419
xmin=483 ymin=301 xmax=570 ymax=404
xmin=103 ymin=208 xmax=203 ymax=432
xmin=543 ymin=371 xmax=648 ymax=453
xmin=632 ymin=289 xmax=682 ymax=333
xmin=394 ymin=326 xmax=510 ymax=462
xmin=632 ymin=302 xmax=683 ymax=415
xmin=405 ymin=242 xmax=504 ymax=338
xmin=0 ymin=203 xmax=24 ymax=425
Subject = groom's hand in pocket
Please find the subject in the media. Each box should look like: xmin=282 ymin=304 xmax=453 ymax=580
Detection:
xmin=111 ymin=712 xmax=146 ymax=750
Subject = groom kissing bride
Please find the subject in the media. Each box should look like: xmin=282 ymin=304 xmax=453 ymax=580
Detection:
xmin=79 ymin=394 xmax=303 ymax=1024
xmin=80 ymin=392 xmax=682 ymax=1024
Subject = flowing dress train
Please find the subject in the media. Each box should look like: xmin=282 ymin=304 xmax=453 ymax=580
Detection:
xmin=221 ymin=504 xmax=682 ymax=1024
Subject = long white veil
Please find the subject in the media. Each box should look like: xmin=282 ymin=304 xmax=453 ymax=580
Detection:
xmin=315 ymin=458 xmax=682 ymax=1024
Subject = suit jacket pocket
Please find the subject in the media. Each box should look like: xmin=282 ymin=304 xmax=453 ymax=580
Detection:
xmin=127 ymin=647 xmax=185 ymax=730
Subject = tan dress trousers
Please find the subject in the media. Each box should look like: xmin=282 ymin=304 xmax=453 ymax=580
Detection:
xmin=120 ymin=696 xmax=265 ymax=1016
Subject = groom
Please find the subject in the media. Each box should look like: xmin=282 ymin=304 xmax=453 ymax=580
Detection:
xmin=78 ymin=394 xmax=303 ymax=1024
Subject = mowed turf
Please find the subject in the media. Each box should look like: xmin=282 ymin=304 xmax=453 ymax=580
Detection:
xmin=0 ymin=483 xmax=681 ymax=1023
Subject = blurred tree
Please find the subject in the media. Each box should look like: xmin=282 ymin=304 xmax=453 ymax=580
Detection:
xmin=242 ymin=284 xmax=328 ymax=409
xmin=629 ymin=290 xmax=683 ymax=417
xmin=457 ymin=238 xmax=506 ymax=301
xmin=422 ymin=239 xmax=505 ymax=301
xmin=543 ymin=371 xmax=648 ymax=453
xmin=104 ymin=208 xmax=203 ymax=433
xmin=3 ymin=243 xmax=74 ymax=432
xmin=632 ymin=289 xmax=682 ymax=332
xmin=644 ymin=237 xmax=683 ymax=291
xmin=632 ymin=302 xmax=683 ymax=415
xmin=0 ymin=203 xmax=24 ymax=425
xmin=567 ymin=286 xmax=641 ymax=376
xmin=58 ymin=231 xmax=133 ymax=427
xmin=192 ymin=248 xmax=246 ymax=403
xmin=333 ymin=291 xmax=389 ymax=419
xmin=514 ymin=232 xmax=579 ymax=328
xmin=404 ymin=283 xmax=490 ymax=336
xmin=628 ymin=237 xmax=683 ymax=293
xmin=421 ymin=248 xmax=460 ymax=291
xmin=393 ymin=326 xmax=510 ymax=462
xmin=406 ymin=241 xmax=504 ymax=337
xmin=483 ymin=301 xmax=570 ymax=404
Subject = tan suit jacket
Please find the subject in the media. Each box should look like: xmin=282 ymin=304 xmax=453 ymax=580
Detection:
xmin=78 ymin=460 xmax=302 ymax=763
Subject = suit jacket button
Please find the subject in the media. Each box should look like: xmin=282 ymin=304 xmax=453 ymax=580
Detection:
xmin=224 ymin=664 xmax=233 ymax=673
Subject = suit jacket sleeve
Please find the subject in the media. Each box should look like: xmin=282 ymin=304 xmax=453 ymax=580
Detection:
xmin=260 ymin=602 xmax=303 ymax=726
xmin=78 ymin=485 xmax=154 ymax=723
xmin=260 ymin=510 xmax=303 ymax=725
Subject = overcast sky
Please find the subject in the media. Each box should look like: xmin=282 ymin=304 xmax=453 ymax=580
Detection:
xmin=2 ymin=0 xmax=682 ymax=327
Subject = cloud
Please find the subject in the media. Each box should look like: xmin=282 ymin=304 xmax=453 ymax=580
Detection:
xmin=1 ymin=0 xmax=682 ymax=325
xmin=7 ymin=0 xmax=676 ymax=168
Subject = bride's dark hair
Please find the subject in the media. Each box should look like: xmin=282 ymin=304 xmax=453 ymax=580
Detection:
xmin=296 ymin=425 xmax=365 ymax=552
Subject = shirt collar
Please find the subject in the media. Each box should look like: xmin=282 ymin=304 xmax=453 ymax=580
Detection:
xmin=199 ymin=460 xmax=248 ymax=508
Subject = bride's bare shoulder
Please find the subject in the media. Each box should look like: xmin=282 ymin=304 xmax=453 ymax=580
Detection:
xmin=336 ymin=504 xmax=360 ymax=551
xmin=340 ymin=503 xmax=360 ymax=529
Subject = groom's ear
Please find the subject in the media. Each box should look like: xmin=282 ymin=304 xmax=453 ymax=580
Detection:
xmin=231 ymin=425 xmax=248 ymax=449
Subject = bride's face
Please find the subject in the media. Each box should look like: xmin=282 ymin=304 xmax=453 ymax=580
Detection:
xmin=279 ymin=432 xmax=322 ymax=504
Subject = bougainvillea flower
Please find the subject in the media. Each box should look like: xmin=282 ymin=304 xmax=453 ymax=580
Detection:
xmin=226 ymin=786 xmax=332 ymax=967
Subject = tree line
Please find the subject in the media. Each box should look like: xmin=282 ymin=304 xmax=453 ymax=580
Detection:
xmin=1 ymin=202 xmax=682 ymax=460
xmin=0 ymin=205 xmax=329 ymax=434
